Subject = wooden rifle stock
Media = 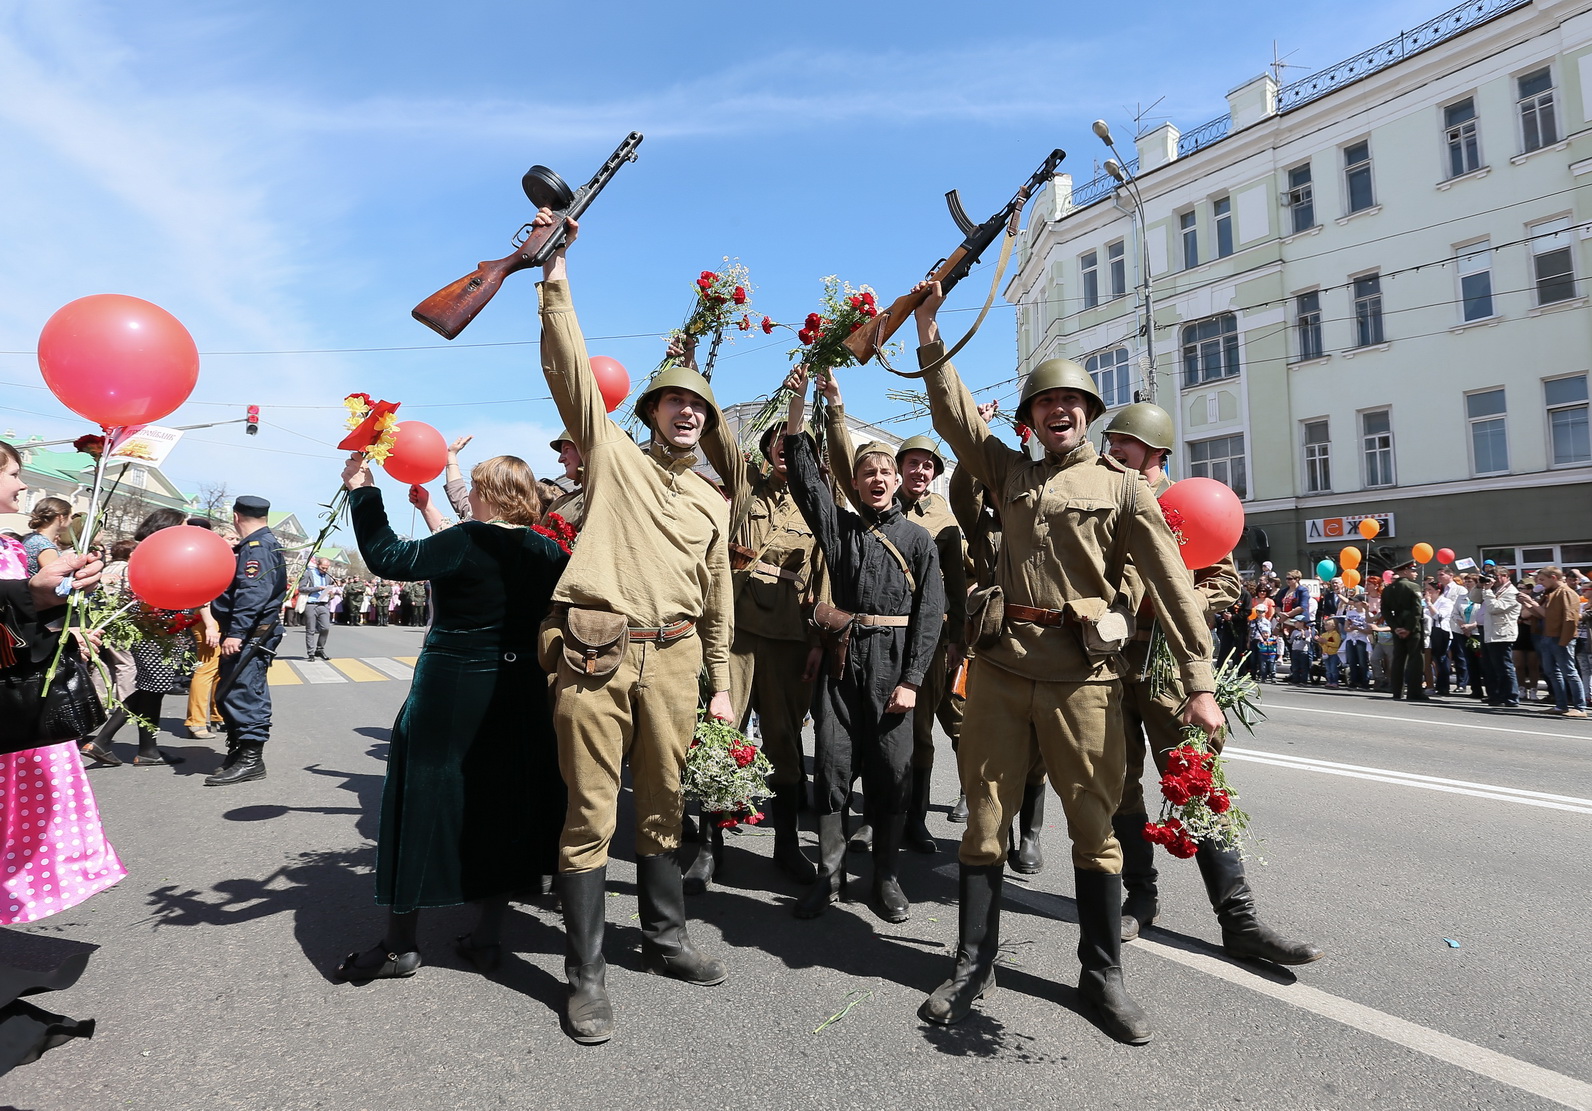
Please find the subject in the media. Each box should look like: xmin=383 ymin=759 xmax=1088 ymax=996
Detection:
xmin=843 ymin=247 xmax=969 ymax=364
xmin=412 ymin=223 xmax=564 ymax=341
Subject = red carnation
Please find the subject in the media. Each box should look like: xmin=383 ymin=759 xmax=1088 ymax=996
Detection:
xmin=761 ymin=316 xmax=775 ymax=334
xmin=745 ymin=809 xmax=764 ymax=826
xmin=1184 ymin=766 xmax=1214 ymax=798
xmin=1208 ymin=789 xmax=1231 ymax=814
xmin=861 ymin=291 xmax=876 ymax=306
xmin=717 ymin=816 xmax=741 ymax=829
xmin=732 ymin=286 xmax=747 ymax=305
xmin=847 ymin=295 xmax=861 ymax=310
xmin=1167 ymin=834 xmax=1199 ymax=859
xmin=849 ymin=321 xmax=863 ymax=334
xmin=805 ymin=312 xmax=822 ymax=329
xmin=1160 ymin=774 xmax=1196 ymax=806
xmin=797 ymin=329 xmax=815 ymax=345
xmin=737 ymin=314 xmax=751 ymax=331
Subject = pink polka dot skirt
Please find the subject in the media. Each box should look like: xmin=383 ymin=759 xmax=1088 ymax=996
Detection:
xmin=0 ymin=741 xmax=126 ymax=925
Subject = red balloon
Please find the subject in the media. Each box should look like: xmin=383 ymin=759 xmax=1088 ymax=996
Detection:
xmin=590 ymin=356 xmax=630 ymax=413
xmin=126 ymin=525 xmax=236 ymax=610
xmin=1157 ymin=477 xmax=1245 ymax=570
xmin=38 ymin=294 xmax=199 ymax=428
xmin=1436 ymin=547 xmax=1455 ymax=564
xmin=382 ymin=421 xmax=448 ymax=484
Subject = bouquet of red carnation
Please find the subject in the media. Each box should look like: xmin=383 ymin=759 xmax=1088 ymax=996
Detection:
xmin=1143 ymin=731 xmax=1251 ymax=858
xmin=73 ymin=433 xmax=106 ymax=459
xmin=1160 ymin=505 xmax=1188 ymax=548
xmin=532 ymin=511 xmax=578 ymax=554
xmin=682 ymin=712 xmax=774 ymax=828
xmin=787 ymin=275 xmax=881 ymax=378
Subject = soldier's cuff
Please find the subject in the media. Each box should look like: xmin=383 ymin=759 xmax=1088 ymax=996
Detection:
xmin=536 ymin=279 xmax=572 ymax=313
xmin=917 ymin=340 xmax=947 ymax=370
xmin=707 ymin=664 xmax=731 ymax=690
xmin=1178 ymin=661 xmax=1216 ymax=696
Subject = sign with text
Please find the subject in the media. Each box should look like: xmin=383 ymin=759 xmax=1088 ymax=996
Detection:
xmin=1305 ymin=512 xmax=1395 ymax=541
xmin=107 ymin=425 xmax=183 ymax=467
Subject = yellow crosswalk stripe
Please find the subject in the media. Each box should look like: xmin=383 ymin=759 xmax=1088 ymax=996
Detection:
xmin=268 ymin=661 xmax=302 ymax=686
xmin=328 ymin=657 xmax=388 ymax=682
xmin=393 ymin=656 xmax=418 ymax=666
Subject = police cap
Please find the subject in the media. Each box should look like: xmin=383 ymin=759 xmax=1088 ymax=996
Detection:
xmin=233 ymin=495 xmax=270 ymax=517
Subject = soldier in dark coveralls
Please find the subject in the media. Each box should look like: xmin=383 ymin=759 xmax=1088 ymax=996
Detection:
xmin=206 ymin=496 xmax=287 ymax=787
xmin=781 ymin=372 xmax=944 ymax=924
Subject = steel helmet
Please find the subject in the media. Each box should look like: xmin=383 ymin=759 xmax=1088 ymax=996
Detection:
xmin=1017 ymin=358 xmax=1104 ymax=426
xmin=895 ymin=434 xmax=946 ymax=477
xmin=1103 ymin=402 xmax=1173 ymax=452
xmin=634 ymin=364 xmax=721 ymax=434
xmin=549 ymin=429 xmax=575 ymax=452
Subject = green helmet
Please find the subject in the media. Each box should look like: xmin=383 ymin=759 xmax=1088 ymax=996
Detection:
xmin=549 ymin=429 xmax=575 ymax=452
xmin=895 ymin=434 xmax=946 ymax=476
xmin=1103 ymin=402 xmax=1173 ymax=452
xmin=634 ymin=364 xmax=721 ymax=434
xmin=1017 ymin=358 xmax=1104 ymax=426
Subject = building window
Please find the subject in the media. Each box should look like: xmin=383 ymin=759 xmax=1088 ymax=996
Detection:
xmin=1303 ymin=419 xmax=1331 ymax=493
xmin=1530 ymin=217 xmax=1576 ymax=305
xmin=1081 ymin=251 xmax=1099 ymax=309
xmin=1214 ymin=196 xmax=1233 ymax=258
xmin=1180 ymin=211 xmax=1199 ymax=269
xmin=1181 ymin=313 xmax=1239 ymax=388
xmin=1188 ymin=434 xmax=1247 ymax=498
xmin=1085 ymin=347 xmax=1133 ymax=409
xmin=1296 ymin=291 xmax=1323 ymax=361
xmin=1344 ymin=141 xmax=1374 ymax=213
xmin=1466 ymin=388 xmax=1509 ymax=474
xmin=1286 ymin=163 xmax=1314 ymax=234
xmin=1444 ymin=98 xmax=1481 ymax=177
xmin=1107 ymin=240 xmax=1126 ymax=299
xmin=1518 ymin=67 xmax=1558 ymax=153
xmin=1352 ymin=273 xmax=1384 ymax=347
xmin=1546 ymin=374 xmax=1590 ymax=466
xmin=1456 ymin=241 xmax=1494 ymax=321
xmin=1362 ymin=410 xmax=1394 ymax=487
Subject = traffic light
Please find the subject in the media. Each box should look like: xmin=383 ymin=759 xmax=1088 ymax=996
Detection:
xmin=246 ymin=405 xmax=259 ymax=435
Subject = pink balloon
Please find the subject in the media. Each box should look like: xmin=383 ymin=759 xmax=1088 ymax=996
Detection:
xmin=1382 ymin=570 xmax=1395 ymax=585
xmin=38 ymin=294 xmax=199 ymax=428
xmin=126 ymin=526 xmax=236 ymax=610
xmin=590 ymin=356 xmax=630 ymax=413
xmin=382 ymin=421 xmax=448 ymax=485
xmin=1157 ymin=477 xmax=1245 ymax=570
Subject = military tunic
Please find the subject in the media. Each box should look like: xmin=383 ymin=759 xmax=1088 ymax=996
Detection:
xmin=544 ymin=487 xmax=587 ymax=532
xmin=343 ymin=580 xmax=367 ymax=627
xmin=1382 ymin=575 xmax=1425 ymax=698
xmin=211 ymin=524 xmax=287 ymax=747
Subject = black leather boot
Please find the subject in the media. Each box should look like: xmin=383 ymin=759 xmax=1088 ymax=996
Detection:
xmin=636 ymin=851 xmax=727 ymax=985
xmin=905 ymin=768 xmax=938 ymax=854
xmin=203 ymin=742 xmax=265 ymax=786
xmin=1009 ymin=781 xmax=1045 ymax=875
xmin=682 ymin=815 xmax=722 ymax=895
xmin=771 ymin=787 xmax=817 ymax=884
xmin=1074 ymin=869 xmax=1152 ymax=1045
xmin=1196 ymin=843 xmax=1324 ymax=965
xmin=871 ymin=813 xmax=910 ymax=923
xmin=1114 ymin=813 xmax=1159 ymax=941
xmin=948 ymin=792 xmax=968 ymax=824
xmin=848 ymin=815 xmax=874 ymax=854
xmin=558 ymin=868 xmax=613 ymax=1044
xmin=918 ymin=864 xmax=1003 ymax=1025
xmin=794 ymin=813 xmax=847 ymax=918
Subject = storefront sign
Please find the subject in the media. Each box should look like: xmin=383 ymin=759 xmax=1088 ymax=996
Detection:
xmin=1305 ymin=512 xmax=1395 ymax=540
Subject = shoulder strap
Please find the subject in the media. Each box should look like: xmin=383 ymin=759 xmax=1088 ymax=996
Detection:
xmin=867 ymin=523 xmax=917 ymax=595
xmin=1108 ymin=469 xmax=1137 ymax=598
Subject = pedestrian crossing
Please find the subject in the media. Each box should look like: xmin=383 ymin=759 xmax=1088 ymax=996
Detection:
xmin=267 ymin=656 xmax=417 ymax=686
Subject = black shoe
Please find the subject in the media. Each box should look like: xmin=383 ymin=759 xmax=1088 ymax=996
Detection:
xmin=558 ymin=867 xmax=613 ymax=1044
xmin=771 ymin=787 xmax=817 ymax=885
xmin=637 ymin=851 xmax=726 ymax=985
xmin=132 ymin=750 xmax=185 ymax=767
xmin=848 ymin=819 xmax=873 ymax=854
xmin=1196 ymin=843 xmax=1324 ymax=965
xmin=871 ymin=814 xmax=910 ymax=923
xmin=947 ymin=793 xmax=968 ymax=824
xmin=1008 ymin=782 xmax=1045 ymax=875
xmin=1074 ymin=869 xmax=1151 ymax=1044
xmin=204 ymin=742 xmax=265 ymax=786
xmin=335 ymin=945 xmax=421 ymax=983
xmin=904 ymin=768 xmax=937 ymax=854
xmin=794 ymin=814 xmax=846 ymax=919
xmin=682 ymin=816 xmax=722 ymax=895
xmin=919 ymin=864 xmax=1003 ymax=1026
xmin=454 ymin=933 xmax=502 ymax=974
xmin=1114 ymin=814 xmax=1159 ymax=941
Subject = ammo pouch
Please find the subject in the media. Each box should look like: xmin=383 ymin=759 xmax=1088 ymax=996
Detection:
xmin=810 ymin=601 xmax=855 ymax=680
xmin=561 ymin=607 xmax=629 ymax=678
xmin=1067 ymin=596 xmax=1137 ymax=660
xmin=964 ymin=585 xmax=1004 ymax=651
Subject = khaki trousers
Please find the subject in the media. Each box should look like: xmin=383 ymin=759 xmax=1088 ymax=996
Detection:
xmin=728 ymin=629 xmax=812 ymax=788
xmin=955 ymin=660 xmax=1124 ymax=872
xmin=554 ymin=632 xmax=703 ymax=873
xmin=185 ymin=639 xmax=224 ymax=729
xmin=1116 ymin=676 xmax=1188 ymax=818
xmin=911 ymin=638 xmax=951 ymax=769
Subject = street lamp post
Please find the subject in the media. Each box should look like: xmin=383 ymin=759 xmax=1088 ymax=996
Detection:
xmin=1092 ymin=121 xmax=1158 ymax=405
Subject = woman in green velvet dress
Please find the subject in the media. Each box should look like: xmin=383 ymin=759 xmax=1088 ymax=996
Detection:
xmin=335 ymin=452 xmax=569 ymax=981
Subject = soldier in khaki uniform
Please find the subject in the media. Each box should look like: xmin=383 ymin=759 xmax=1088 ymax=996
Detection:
xmin=1104 ymin=403 xmax=1323 ymax=966
xmin=911 ymin=283 xmax=1223 ymax=1045
xmin=532 ymin=212 xmax=745 ymax=1046
xmin=822 ymin=377 xmax=966 ymax=856
xmin=684 ymin=415 xmax=825 ymax=892
xmin=543 ymin=429 xmax=587 ymax=530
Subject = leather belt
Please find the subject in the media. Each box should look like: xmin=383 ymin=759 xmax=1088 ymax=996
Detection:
xmin=627 ymin=619 xmax=696 ymax=644
xmin=1004 ymin=603 xmax=1071 ymax=627
xmin=730 ymin=543 xmax=803 ymax=584
xmin=854 ymin=614 xmax=911 ymax=628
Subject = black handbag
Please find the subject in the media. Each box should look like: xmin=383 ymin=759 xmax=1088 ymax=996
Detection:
xmin=0 ymin=615 xmax=108 ymax=755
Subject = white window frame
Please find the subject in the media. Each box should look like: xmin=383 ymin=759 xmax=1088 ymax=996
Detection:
xmin=1361 ymin=408 xmax=1395 ymax=488
xmin=1455 ymin=239 xmax=1495 ymax=322
xmin=1295 ymin=290 xmax=1324 ymax=361
xmin=1517 ymin=66 xmax=1559 ymax=154
xmin=1285 ymin=162 xmax=1315 ymax=234
xmin=1302 ymin=418 xmax=1331 ymax=493
xmin=1107 ymin=240 xmax=1126 ymax=300
xmin=1343 ymin=139 xmax=1374 ymax=214
xmin=1465 ymin=387 xmax=1510 ymax=476
xmin=1188 ymin=432 xmax=1248 ymax=499
xmin=1529 ymin=216 xmax=1576 ymax=306
xmin=1084 ymin=346 xmax=1133 ymax=410
xmin=1080 ymin=250 xmax=1099 ymax=310
xmin=1179 ymin=210 xmax=1199 ymax=269
xmin=1443 ymin=96 xmax=1481 ymax=178
xmin=1545 ymin=373 xmax=1591 ymax=467
xmin=1180 ymin=313 xmax=1240 ymax=388
xmin=1352 ymin=272 xmax=1385 ymax=347
xmin=1214 ymin=196 xmax=1233 ymax=258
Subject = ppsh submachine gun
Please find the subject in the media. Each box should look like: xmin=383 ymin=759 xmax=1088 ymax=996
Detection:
xmin=843 ymin=148 xmax=1065 ymax=374
xmin=412 ymin=132 xmax=644 ymax=340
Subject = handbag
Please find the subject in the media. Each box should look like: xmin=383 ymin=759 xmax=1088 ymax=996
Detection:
xmin=809 ymin=601 xmax=855 ymax=680
xmin=964 ymin=584 xmax=1005 ymax=650
xmin=0 ymin=626 xmax=108 ymax=755
xmin=560 ymin=607 xmax=629 ymax=678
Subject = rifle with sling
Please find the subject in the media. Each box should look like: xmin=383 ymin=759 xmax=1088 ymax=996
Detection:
xmin=413 ymin=132 xmax=644 ymax=340
xmin=842 ymin=148 xmax=1065 ymax=376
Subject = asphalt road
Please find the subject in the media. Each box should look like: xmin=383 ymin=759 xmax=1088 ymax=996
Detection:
xmin=8 ymin=626 xmax=1591 ymax=1110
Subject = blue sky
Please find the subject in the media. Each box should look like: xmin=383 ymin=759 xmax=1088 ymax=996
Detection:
xmin=0 ymin=0 xmax=1443 ymax=537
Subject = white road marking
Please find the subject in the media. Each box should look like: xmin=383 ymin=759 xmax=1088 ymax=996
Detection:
xmin=1266 ymin=700 xmax=1585 ymax=741
xmin=360 ymin=657 xmax=414 ymax=679
xmin=289 ymin=659 xmax=347 ymax=684
xmin=1134 ymin=937 xmax=1592 ymax=1111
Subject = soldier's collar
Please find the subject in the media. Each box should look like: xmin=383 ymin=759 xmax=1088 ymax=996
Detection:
xmin=1044 ymin=440 xmax=1096 ymax=468
xmin=647 ymin=438 xmax=699 ymax=473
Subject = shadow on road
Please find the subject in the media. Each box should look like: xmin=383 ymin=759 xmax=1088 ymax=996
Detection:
xmin=916 ymin=1007 xmax=1062 ymax=1062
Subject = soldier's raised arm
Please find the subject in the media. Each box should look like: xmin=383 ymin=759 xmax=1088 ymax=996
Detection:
xmin=915 ymin=282 xmax=1021 ymax=495
xmin=535 ymin=212 xmax=621 ymax=460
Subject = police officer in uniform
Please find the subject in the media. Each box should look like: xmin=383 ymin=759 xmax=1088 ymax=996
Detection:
xmin=1103 ymin=403 xmax=1322 ymax=965
xmin=206 ymin=496 xmax=287 ymax=787
xmin=343 ymin=575 xmax=367 ymax=628
xmin=1383 ymin=560 xmax=1427 ymax=700
xmin=912 ymin=284 xmax=1221 ymax=1045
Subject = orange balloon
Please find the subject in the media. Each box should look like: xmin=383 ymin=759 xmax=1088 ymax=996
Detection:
xmin=1341 ymin=568 xmax=1361 ymax=589
xmin=1339 ymin=546 xmax=1361 ymax=570
xmin=1412 ymin=542 xmax=1434 ymax=564
xmin=1357 ymin=518 xmax=1381 ymax=540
